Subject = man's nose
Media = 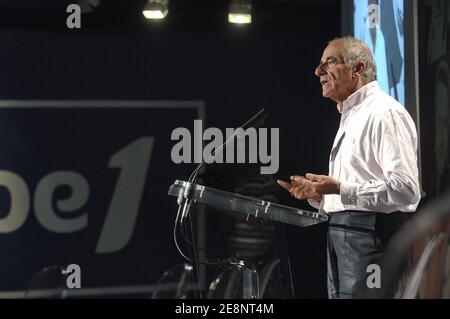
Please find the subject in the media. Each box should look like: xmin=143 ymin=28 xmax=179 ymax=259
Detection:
xmin=315 ymin=64 xmax=326 ymax=77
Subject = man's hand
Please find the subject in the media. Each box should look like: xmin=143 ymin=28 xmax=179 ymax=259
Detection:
xmin=303 ymin=173 xmax=341 ymax=195
xmin=277 ymin=173 xmax=340 ymax=201
xmin=277 ymin=176 xmax=321 ymax=201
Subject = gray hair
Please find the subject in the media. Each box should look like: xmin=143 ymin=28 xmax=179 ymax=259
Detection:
xmin=329 ymin=36 xmax=377 ymax=83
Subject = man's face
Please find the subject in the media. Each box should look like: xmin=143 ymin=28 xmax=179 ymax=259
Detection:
xmin=315 ymin=42 xmax=355 ymax=103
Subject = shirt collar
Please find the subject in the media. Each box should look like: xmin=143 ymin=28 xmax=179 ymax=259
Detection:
xmin=337 ymin=81 xmax=380 ymax=114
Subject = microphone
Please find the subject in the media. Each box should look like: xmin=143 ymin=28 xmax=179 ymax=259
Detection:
xmin=179 ymin=108 xmax=268 ymax=224
xmin=188 ymin=108 xmax=267 ymax=183
xmin=240 ymin=108 xmax=268 ymax=131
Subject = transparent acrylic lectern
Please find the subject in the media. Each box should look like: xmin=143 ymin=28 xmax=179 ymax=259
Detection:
xmin=168 ymin=179 xmax=328 ymax=299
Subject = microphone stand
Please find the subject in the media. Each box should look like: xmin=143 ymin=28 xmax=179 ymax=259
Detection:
xmin=179 ymin=108 xmax=267 ymax=224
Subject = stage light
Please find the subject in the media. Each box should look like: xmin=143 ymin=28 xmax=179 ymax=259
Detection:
xmin=142 ymin=0 xmax=169 ymax=20
xmin=228 ymin=0 xmax=252 ymax=24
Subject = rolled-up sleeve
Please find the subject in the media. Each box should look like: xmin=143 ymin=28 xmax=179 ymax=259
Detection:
xmin=340 ymin=109 xmax=421 ymax=210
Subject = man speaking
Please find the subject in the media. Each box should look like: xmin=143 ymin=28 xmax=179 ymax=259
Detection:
xmin=277 ymin=36 xmax=421 ymax=299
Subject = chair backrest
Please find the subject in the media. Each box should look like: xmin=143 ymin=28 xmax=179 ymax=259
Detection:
xmin=207 ymin=260 xmax=259 ymax=299
xmin=366 ymin=190 xmax=450 ymax=299
xmin=152 ymin=263 xmax=198 ymax=299
xmin=258 ymin=259 xmax=281 ymax=298
xmin=25 ymin=265 xmax=69 ymax=299
xmin=400 ymin=233 xmax=446 ymax=299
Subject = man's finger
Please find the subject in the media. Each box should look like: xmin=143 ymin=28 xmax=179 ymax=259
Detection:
xmin=292 ymin=175 xmax=308 ymax=182
xmin=277 ymin=180 xmax=291 ymax=191
xmin=306 ymin=173 xmax=320 ymax=182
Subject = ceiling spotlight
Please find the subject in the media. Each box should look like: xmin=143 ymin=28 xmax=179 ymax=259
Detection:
xmin=228 ymin=0 xmax=252 ymax=24
xmin=143 ymin=0 xmax=169 ymax=20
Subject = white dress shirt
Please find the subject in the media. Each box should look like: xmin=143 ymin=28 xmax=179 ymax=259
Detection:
xmin=309 ymin=81 xmax=421 ymax=214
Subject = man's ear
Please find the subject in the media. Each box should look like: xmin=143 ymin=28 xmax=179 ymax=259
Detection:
xmin=353 ymin=61 xmax=366 ymax=78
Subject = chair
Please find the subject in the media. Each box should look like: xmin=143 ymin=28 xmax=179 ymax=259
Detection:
xmin=152 ymin=263 xmax=199 ymax=299
xmin=207 ymin=260 xmax=259 ymax=299
xmin=25 ymin=265 xmax=69 ymax=299
xmin=366 ymin=190 xmax=450 ymax=298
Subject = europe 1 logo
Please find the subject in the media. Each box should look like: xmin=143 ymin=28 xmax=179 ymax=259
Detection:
xmin=0 ymin=137 xmax=153 ymax=254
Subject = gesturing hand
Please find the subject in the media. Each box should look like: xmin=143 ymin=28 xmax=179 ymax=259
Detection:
xmin=277 ymin=173 xmax=341 ymax=201
xmin=303 ymin=173 xmax=341 ymax=195
xmin=277 ymin=175 xmax=321 ymax=201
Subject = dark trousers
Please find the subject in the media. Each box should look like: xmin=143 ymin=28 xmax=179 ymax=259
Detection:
xmin=327 ymin=211 xmax=411 ymax=299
